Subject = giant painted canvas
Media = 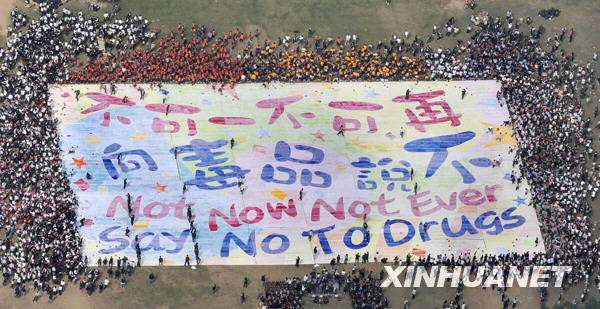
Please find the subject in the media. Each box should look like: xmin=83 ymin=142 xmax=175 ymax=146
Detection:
xmin=50 ymin=81 xmax=544 ymax=265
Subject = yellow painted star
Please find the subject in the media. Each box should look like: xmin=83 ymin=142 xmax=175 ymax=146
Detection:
xmin=482 ymin=122 xmax=517 ymax=148
xmin=271 ymin=189 xmax=287 ymax=201
xmin=350 ymin=136 xmax=365 ymax=147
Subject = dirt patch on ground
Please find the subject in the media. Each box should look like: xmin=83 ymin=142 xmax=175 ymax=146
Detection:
xmin=0 ymin=0 xmax=22 ymax=36
xmin=445 ymin=0 xmax=466 ymax=11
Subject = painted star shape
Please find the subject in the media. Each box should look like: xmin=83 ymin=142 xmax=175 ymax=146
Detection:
xmin=311 ymin=130 xmax=326 ymax=141
xmin=350 ymin=136 xmax=365 ymax=147
xmin=365 ymin=89 xmax=381 ymax=99
xmin=258 ymin=127 xmax=271 ymax=139
xmin=70 ymin=157 xmax=88 ymax=169
xmin=152 ymin=182 xmax=167 ymax=193
xmin=513 ymin=196 xmax=526 ymax=206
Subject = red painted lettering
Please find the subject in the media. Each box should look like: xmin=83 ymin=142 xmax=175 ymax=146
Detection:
xmin=459 ymin=189 xmax=485 ymax=206
xmin=348 ymin=200 xmax=371 ymax=218
xmin=209 ymin=204 xmax=241 ymax=231
xmin=239 ymin=206 xmax=265 ymax=224
xmin=485 ymin=184 xmax=502 ymax=202
xmin=311 ymin=197 xmax=345 ymax=221
xmin=371 ymin=193 xmax=399 ymax=216
xmin=266 ymin=199 xmax=297 ymax=219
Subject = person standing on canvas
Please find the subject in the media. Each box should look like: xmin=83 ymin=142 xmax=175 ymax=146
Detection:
xmin=337 ymin=124 xmax=345 ymax=136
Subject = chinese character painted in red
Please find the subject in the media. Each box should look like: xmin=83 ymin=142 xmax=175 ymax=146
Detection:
xmin=392 ymin=90 xmax=461 ymax=133
xmin=101 ymin=112 xmax=131 ymax=127
xmin=145 ymin=104 xmax=200 ymax=114
xmin=208 ymin=117 xmax=256 ymax=126
xmin=146 ymin=104 xmax=201 ymax=136
xmin=256 ymin=95 xmax=313 ymax=129
xmin=82 ymin=93 xmax=136 ymax=114
xmin=328 ymin=101 xmax=383 ymax=133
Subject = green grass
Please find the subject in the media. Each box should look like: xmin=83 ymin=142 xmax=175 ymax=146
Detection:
xmin=108 ymin=0 xmax=600 ymax=60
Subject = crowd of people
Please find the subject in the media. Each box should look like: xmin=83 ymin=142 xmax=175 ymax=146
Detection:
xmin=260 ymin=279 xmax=304 ymax=308
xmin=0 ymin=0 xmax=598 ymax=306
xmin=259 ymin=265 xmax=388 ymax=309
xmin=423 ymin=10 xmax=600 ymax=291
xmin=68 ymin=24 xmax=426 ymax=85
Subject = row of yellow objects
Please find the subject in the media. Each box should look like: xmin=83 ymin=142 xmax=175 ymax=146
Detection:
xmin=246 ymin=44 xmax=426 ymax=81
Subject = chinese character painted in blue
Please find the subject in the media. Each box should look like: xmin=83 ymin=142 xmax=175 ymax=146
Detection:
xmin=185 ymin=166 xmax=250 ymax=190
xmin=171 ymin=139 xmax=228 ymax=167
xmin=404 ymin=131 xmax=476 ymax=182
xmin=351 ymin=157 xmax=377 ymax=190
xmin=174 ymin=139 xmax=250 ymax=190
xmin=102 ymin=143 xmax=158 ymax=179
xmin=379 ymin=158 xmax=412 ymax=191
xmin=261 ymin=141 xmax=331 ymax=188
xmin=351 ymin=157 xmax=412 ymax=191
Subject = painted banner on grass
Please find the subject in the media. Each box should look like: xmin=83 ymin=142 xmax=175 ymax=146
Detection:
xmin=50 ymin=81 xmax=543 ymax=265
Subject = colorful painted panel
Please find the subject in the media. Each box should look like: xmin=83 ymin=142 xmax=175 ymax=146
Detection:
xmin=50 ymin=81 xmax=543 ymax=265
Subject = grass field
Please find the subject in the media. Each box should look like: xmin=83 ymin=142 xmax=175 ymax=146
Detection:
xmin=1 ymin=0 xmax=600 ymax=308
xmin=110 ymin=0 xmax=600 ymax=60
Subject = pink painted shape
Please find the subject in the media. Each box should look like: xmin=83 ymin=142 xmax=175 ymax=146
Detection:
xmin=209 ymin=117 xmax=256 ymax=125
xmin=73 ymin=178 xmax=90 ymax=191
xmin=300 ymin=112 xmax=315 ymax=119
xmin=117 ymin=116 xmax=131 ymax=125
xmin=367 ymin=116 xmax=378 ymax=133
xmin=392 ymin=90 xmax=445 ymax=103
xmin=333 ymin=115 xmax=361 ymax=131
xmin=187 ymin=119 xmax=197 ymax=136
xmin=152 ymin=117 xmax=181 ymax=133
xmin=82 ymin=93 xmax=136 ymax=114
xmin=311 ymin=131 xmax=325 ymax=141
xmin=101 ymin=112 xmax=110 ymax=127
xmin=145 ymin=104 xmax=200 ymax=114
xmin=61 ymin=92 xmax=70 ymax=98
xmin=83 ymin=219 xmax=94 ymax=226
xmin=287 ymin=114 xmax=302 ymax=128
xmin=385 ymin=132 xmax=396 ymax=140
xmin=328 ymin=101 xmax=383 ymax=111
xmin=253 ymin=144 xmax=267 ymax=153
xmin=256 ymin=95 xmax=303 ymax=124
